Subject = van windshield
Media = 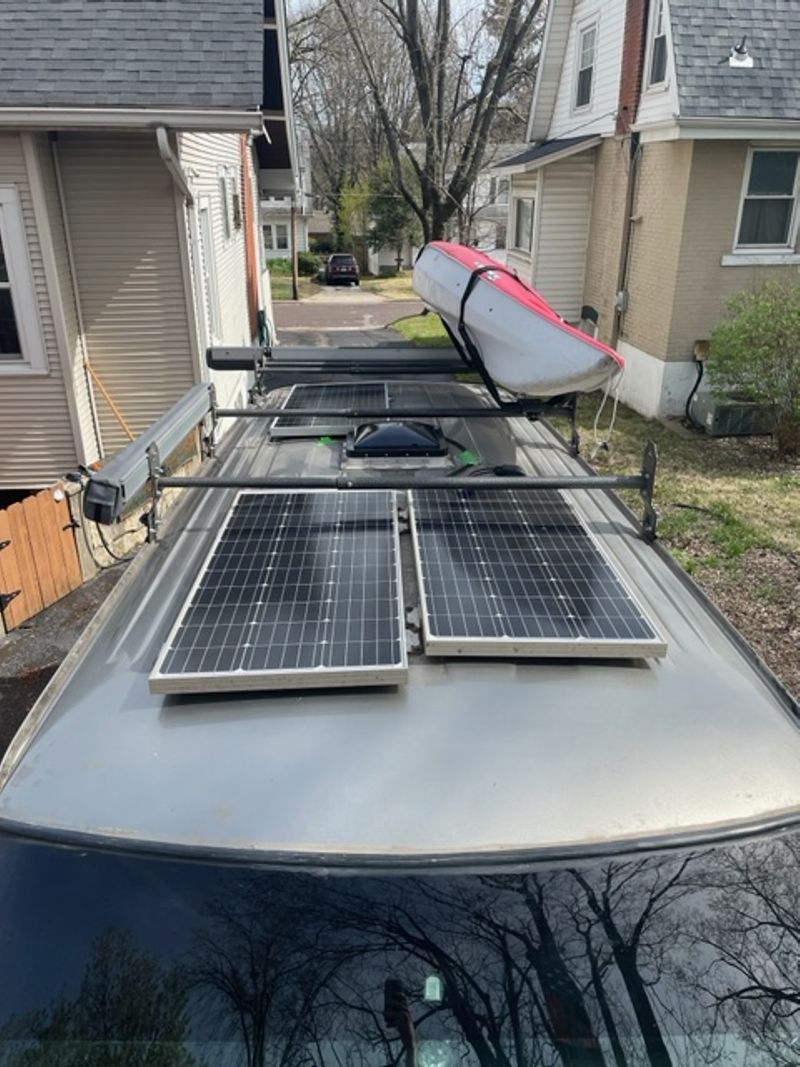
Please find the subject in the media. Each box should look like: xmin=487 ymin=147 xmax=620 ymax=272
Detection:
xmin=1 ymin=832 xmax=798 ymax=1065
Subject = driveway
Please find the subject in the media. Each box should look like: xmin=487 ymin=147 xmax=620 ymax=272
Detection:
xmin=273 ymin=288 xmax=424 ymax=331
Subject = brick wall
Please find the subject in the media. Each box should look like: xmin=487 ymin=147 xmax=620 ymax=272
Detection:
xmin=584 ymin=138 xmax=630 ymax=345
xmin=622 ymin=140 xmax=693 ymax=361
xmin=616 ymin=0 xmax=647 ymax=136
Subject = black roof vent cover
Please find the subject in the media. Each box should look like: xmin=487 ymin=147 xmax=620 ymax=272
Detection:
xmin=347 ymin=421 xmax=447 ymax=457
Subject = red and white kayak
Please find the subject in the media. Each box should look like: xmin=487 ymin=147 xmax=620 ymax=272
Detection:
xmin=414 ymin=242 xmax=624 ymax=396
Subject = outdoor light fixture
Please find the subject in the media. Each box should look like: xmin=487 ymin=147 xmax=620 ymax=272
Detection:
xmin=728 ymin=37 xmax=753 ymax=68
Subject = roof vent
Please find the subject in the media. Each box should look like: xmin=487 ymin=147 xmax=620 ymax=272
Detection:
xmin=728 ymin=37 xmax=753 ymax=69
xmin=346 ymin=422 xmax=447 ymax=458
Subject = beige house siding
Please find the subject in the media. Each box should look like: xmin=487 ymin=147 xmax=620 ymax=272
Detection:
xmin=31 ymin=134 xmax=101 ymax=465
xmin=532 ymin=156 xmax=595 ymax=320
xmin=621 ymin=139 xmax=693 ymax=362
xmin=56 ymin=132 xmax=195 ymax=456
xmin=584 ymin=137 xmax=630 ymax=345
xmin=179 ymin=132 xmax=251 ymax=411
xmin=669 ymin=140 xmax=800 ymax=360
xmin=0 ymin=132 xmax=77 ymax=489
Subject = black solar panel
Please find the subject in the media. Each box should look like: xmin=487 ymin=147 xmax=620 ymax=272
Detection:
xmin=150 ymin=491 xmax=407 ymax=694
xmin=410 ymin=489 xmax=666 ymax=658
xmin=270 ymin=383 xmax=389 ymax=437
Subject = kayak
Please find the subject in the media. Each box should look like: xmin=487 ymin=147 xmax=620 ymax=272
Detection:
xmin=413 ymin=241 xmax=624 ymax=396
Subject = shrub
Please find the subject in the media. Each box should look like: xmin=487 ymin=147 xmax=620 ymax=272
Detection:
xmin=297 ymin=250 xmax=321 ymax=276
xmin=709 ymin=280 xmax=800 ymax=455
xmin=266 ymin=257 xmax=292 ymax=275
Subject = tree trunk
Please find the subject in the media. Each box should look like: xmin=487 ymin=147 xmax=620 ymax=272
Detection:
xmin=611 ymin=946 xmax=672 ymax=1067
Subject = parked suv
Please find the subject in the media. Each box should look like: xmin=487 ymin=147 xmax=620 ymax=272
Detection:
xmin=325 ymin=253 xmax=360 ymax=286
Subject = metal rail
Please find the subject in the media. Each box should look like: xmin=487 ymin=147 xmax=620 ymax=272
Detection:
xmin=215 ymin=405 xmax=565 ymax=420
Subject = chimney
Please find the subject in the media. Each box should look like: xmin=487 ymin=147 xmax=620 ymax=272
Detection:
xmin=616 ymin=0 xmax=650 ymax=136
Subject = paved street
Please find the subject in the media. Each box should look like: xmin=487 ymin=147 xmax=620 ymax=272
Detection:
xmin=273 ymin=290 xmax=424 ymax=331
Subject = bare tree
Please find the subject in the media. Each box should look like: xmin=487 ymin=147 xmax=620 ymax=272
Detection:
xmin=330 ymin=0 xmax=545 ymax=241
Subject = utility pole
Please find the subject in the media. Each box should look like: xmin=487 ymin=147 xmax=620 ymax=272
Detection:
xmin=291 ymin=195 xmax=299 ymax=301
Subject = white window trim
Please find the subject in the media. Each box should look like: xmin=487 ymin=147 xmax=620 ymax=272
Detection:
xmin=644 ymin=0 xmax=670 ymax=92
xmin=511 ymin=196 xmax=535 ymax=254
xmin=195 ymin=196 xmax=222 ymax=346
xmin=572 ymin=14 xmax=599 ymax=113
xmin=732 ymin=146 xmax=800 ymax=254
xmin=0 ymin=186 xmax=48 ymax=375
xmin=263 ymin=222 xmax=290 ymax=253
xmin=217 ymin=164 xmax=241 ymax=246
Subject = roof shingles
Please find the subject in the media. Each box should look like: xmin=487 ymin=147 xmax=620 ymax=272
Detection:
xmin=0 ymin=0 xmax=263 ymax=110
xmin=669 ymin=0 xmax=800 ymax=121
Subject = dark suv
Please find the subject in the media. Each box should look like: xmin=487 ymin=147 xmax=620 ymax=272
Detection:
xmin=325 ymin=253 xmax=360 ymax=286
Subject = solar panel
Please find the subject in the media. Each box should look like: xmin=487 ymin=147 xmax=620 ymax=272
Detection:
xmin=409 ymin=488 xmax=667 ymax=659
xmin=270 ymin=383 xmax=389 ymax=438
xmin=150 ymin=490 xmax=407 ymax=694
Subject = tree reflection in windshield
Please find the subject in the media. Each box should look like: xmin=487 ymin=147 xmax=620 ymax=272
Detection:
xmin=3 ymin=836 xmax=800 ymax=1066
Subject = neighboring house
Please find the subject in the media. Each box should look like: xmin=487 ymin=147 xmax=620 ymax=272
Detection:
xmin=0 ymin=0 xmax=296 ymax=490
xmin=260 ymin=129 xmax=310 ymax=262
xmin=496 ymin=0 xmax=800 ymax=418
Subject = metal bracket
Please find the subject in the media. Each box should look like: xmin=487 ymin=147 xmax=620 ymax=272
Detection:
xmin=146 ymin=442 xmax=163 ymax=543
xmin=0 ymin=589 xmax=20 ymax=612
xmin=639 ymin=440 xmax=658 ymax=542
xmin=203 ymin=383 xmax=219 ymax=459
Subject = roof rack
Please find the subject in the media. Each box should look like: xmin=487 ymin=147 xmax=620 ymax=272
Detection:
xmin=83 ymin=342 xmax=658 ymax=543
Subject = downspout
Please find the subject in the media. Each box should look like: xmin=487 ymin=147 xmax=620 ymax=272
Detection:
xmin=610 ymin=131 xmax=641 ymax=349
xmin=50 ymin=133 xmax=106 ymax=458
xmin=156 ymin=126 xmax=194 ymax=205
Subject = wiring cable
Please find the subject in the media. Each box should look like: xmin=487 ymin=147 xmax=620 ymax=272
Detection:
xmin=685 ymin=360 xmax=705 ymax=432
xmin=590 ymin=370 xmax=622 ymax=460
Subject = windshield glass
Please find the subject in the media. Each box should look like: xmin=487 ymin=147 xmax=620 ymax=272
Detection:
xmin=2 ymin=833 xmax=799 ymax=1066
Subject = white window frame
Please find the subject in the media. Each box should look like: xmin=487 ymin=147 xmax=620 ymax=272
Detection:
xmin=217 ymin=165 xmax=241 ymax=245
xmin=193 ymin=196 xmax=222 ymax=346
xmin=646 ymin=0 xmax=669 ymax=89
xmin=573 ymin=16 xmax=598 ymax=112
xmin=0 ymin=186 xmax=47 ymax=374
xmin=511 ymin=197 xmax=535 ymax=253
xmin=733 ymin=147 xmax=800 ymax=254
xmin=263 ymin=222 xmax=290 ymax=254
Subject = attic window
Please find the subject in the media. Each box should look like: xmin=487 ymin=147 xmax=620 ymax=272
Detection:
xmin=648 ymin=0 xmax=668 ymax=85
xmin=575 ymin=22 xmax=597 ymax=109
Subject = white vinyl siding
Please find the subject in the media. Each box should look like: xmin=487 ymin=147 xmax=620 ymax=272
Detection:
xmin=531 ymin=158 xmax=595 ymax=321
xmin=549 ymin=0 xmax=625 ymax=139
xmin=180 ymin=132 xmax=251 ymax=412
xmin=56 ymin=133 xmax=195 ymax=456
xmin=0 ymin=133 xmax=78 ymax=488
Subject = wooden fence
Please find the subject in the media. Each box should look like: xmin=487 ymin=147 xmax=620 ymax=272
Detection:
xmin=0 ymin=486 xmax=84 ymax=632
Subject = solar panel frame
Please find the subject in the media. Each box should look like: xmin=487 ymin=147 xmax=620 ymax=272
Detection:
xmin=270 ymin=382 xmax=390 ymax=438
xmin=150 ymin=489 xmax=407 ymax=694
xmin=408 ymin=488 xmax=667 ymax=660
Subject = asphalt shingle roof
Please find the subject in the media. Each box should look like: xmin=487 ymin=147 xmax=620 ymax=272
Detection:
xmin=0 ymin=0 xmax=263 ymax=110
xmin=495 ymin=136 xmax=598 ymax=169
xmin=669 ymin=0 xmax=800 ymax=121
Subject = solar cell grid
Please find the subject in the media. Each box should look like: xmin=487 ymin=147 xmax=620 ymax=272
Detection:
xmin=410 ymin=488 xmax=667 ymax=658
xmin=271 ymin=383 xmax=389 ymax=437
xmin=150 ymin=490 xmax=407 ymax=693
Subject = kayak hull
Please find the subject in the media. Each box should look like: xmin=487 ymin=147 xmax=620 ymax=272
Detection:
xmin=414 ymin=242 xmax=624 ymax=396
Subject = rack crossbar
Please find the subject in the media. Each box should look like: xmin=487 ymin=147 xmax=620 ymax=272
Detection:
xmin=158 ymin=474 xmax=645 ymax=492
xmin=215 ymin=405 xmax=561 ymax=420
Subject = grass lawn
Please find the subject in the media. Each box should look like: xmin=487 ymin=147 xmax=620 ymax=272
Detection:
xmin=393 ymin=313 xmax=453 ymax=347
xmin=270 ymin=276 xmax=320 ymax=301
xmin=361 ymin=271 xmax=417 ymax=300
xmin=574 ymin=393 xmax=800 ymax=695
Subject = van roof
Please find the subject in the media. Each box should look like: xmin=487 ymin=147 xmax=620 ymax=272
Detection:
xmin=1 ymin=380 xmax=798 ymax=865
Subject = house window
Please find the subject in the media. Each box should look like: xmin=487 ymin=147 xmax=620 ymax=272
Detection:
xmin=512 ymin=197 xmax=535 ymax=252
xmin=263 ymin=223 xmax=289 ymax=253
xmin=218 ymin=166 xmax=242 ymax=242
xmin=737 ymin=150 xmax=800 ymax=248
xmin=648 ymin=0 xmax=668 ymax=85
xmin=0 ymin=187 xmax=46 ymax=372
xmin=575 ymin=22 xmax=597 ymax=109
